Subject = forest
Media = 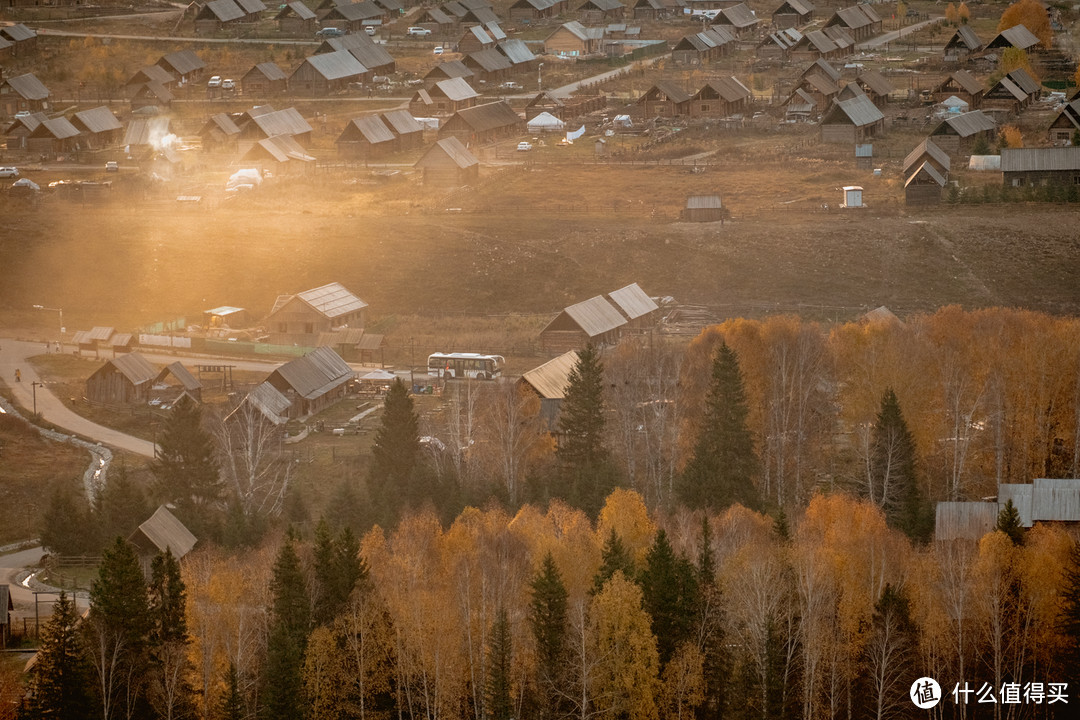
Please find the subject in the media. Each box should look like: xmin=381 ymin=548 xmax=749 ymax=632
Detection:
xmin=17 ymin=306 xmax=1080 ymax=720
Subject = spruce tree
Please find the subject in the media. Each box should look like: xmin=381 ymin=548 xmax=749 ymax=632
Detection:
xmin=996 ymin=499 xmax=1025 ymax=545
xmin=369 ymin=378 xmax=421 ymax=522
xmin=529 ymin=552 xmax=568 ymax=718
xmin=871 ymin=389 xmax=930 ymax=542
xmin=696 ymin=518 xmax=727 ymax=720
xmin=313 ymin=519 xmax=367 ymax=626
xmin=24 ymin=591 xmax=93 ymax=720
xmin=556 ymin=344 xmax=616 ymax=516
xmin=639 ymin=529 xmax=699 ymax=668
xmin=41 ymin=483 xmax=96 ymax=556
xmin=152 ymin=395 xmax=221 ymax=525
xmin=219 ymin=663 xmax=245 ymax=720
xmin=148 ymin=548 xmax=195 ymax=720
xmin=263 ymin=536 xmax=310 ymax=720
xmin=486 ymin=607 xmax=514 ymax=720
xmin=94 ymin=462 xmax=149 ymax=547
xmin=678 ymin=342 xmax=760 ymax=511
xmin=591 ymin=529 xmax=636 ymax=595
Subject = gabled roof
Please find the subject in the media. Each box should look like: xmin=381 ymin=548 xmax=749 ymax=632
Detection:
xmin=434 ymin=76 xmax=479 ymax=101
xmin=580 ymin=0 xmax=624 ymax=10
xmin=247 ymin=107 xmax=313 ymax=136
xmin=514 ymin=0 xmax=556 ymax=9
xmin=157 ymin=362 xmax=203 ymax=392
xmin=775 ymin=0 xmax=814 ymax=15
xmin=941 ymin=69 xmax=984 ymax=96
xmin=345 ymin=43 xmax=396 ymax=72
xmin=715 ymin=2 xmax=757 ymax=27
xmin=134 ymin=81 xmax=174 ymax=104
xmin=802 ymin=72 xmax=840 ymax=96
xmin=159 ymin=49 xmax=206 ymax=76
xmin=422 ymin=6 xmax=454 ymax=23
xmin=0 ymin=23 xmax=37 ymax=42
xmin=426 ymin=60 xmax=475 ymax=80
xmin=803 ymin=58 xmax=840 ymax=83
xmin=277 ymin=0 xmax=317 ymax=18
xmin=444 ymin=1 xmax=469 ymax=17
xmin=797 ymin=29 xmax=836 ymax=54
xmin=555 ymin=20 xmax=592 ymax=42
xmin=301 ymin=50 xmax=368 ymax=80
xmin=463 ymin=5 xmax=500 ymax=23
xmin=933 ymin=109 xmax=996 ymax=137
xmin=485 ymin=20 xmax=507 ymax=40
xmin=903 ymin=137 xmax=950 ymax=175
xmin=129 ymin=64 xmax=175 ymax=86
xmin=415 ymin=136 xmax=479 ymax=169
xmin=72 ymin=106 xmax=122 ymax=134
xmin=857 ymin=69 xmax=892 ymax=96
xmin=607 ymin=283 xmax=658 ymax=321
xmin=130 ymin=506 xmax=197 ymax=558
xmin=449 ymin=101 xmax=522 ymax=132
xmin=990 ymin=76 xmax=1027 ymax=102
xmin=30 ymin=117 xmax=80 ymax=140
xmin=821 ymin=24 xmax=854 ymax=47
xmin=270 ymin=346 xmax=354 ymax=400
xmin=293 ymin=282 xmax=368 ymax=318
xmin=521 ymin=350 xmax=579 ymax=399
xmin=324 ymin=0 xmax=382 ymax=20
xmin=466 ymin=24 xmax=494 ymax=44
xmin=686 ymin=194 xmax=721 ymax=209
xmin=989 ymin=23 xmax=1039 ymax=50
xmin=498 ymin=38 xmax=537 ymax=64
xmin=695 ymin=76 xmax=751 ymax=102
xmin=675 ymin=27 xmax=735 ymax=52
xmin=250 ymin=61 xmax=288 ymax=82
xmin=823 ymin=93 xmax=884 ymax=127
xmin=201 ymin=112 xmax=242 ymax=136
xmin=904 ymin=160 xmax=946 ymax=188
xmin=858 ymin=3 xmax=881 ymax=22
xmin=102 ymin=353 xmax=158 ymax=386
xmin=465 ymin=47 xmax=513 ymax=72
xmin=124 ymin=116 xmax=171 ymax=146
xmin=1051 ymin=99 xmax=1080 ymax=130
xmin=3 ymin=73 xmax=50 ymax=101
xmin=88 ymin=327 xmax=116 ymax=342
xmin=560 ymin=295 xmax=627 ymax=336
xmin=201 ymin=0 xmax=246 ymax=22
xmin=1007 ymin=67 xmax=1039 ymax=95
xmin=1001 ymin=147 xmax=1080 ymax=172
xmin=5 ymin=111 xmax=48 ymax=134
xmin=831 ymin=4 xmax=871 ymax=29
xmin=235 ymin=0 xmax=268 ymax=14
xmin=231 ymin=381 xmax=292 ymax=425
xmin=250 ymin=135 xmax=316 ymax=162
xmin=641 ymin=79 xmax=690 ymax=104
xmin=342 ymin=114 xmax=397 ymax=144
xmin=761 ymin=27 xmax=802 ymax=49
xmin=946 ymin=25 xmax=982 ymax=50
xmin=412 ymin=88 xmax=434 ymax=106
xmin=382 ymin=109 xmax=424 ymax=135
xmin=786 ymin=87 xmax=816 ymax=110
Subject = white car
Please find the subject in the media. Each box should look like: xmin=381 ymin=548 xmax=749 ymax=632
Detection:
xmin=407 ymin=26 xmax=432 ymax=36
xmin=0 ymin=166 xmax=19 ymax=178
xmin=516 ymin=141 xmax=533 ymax=152
xmin=433 ymin=45 xmax=444 ymax=55
xmin=364 ymin=24 xmax=376 ymax=35
xmin=207 ymin=75 xmax=222 ymax=88
xmin=222 ymin=78 xmax=236 ymax=90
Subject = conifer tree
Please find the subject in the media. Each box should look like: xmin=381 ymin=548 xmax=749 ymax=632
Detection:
xmin=152 ymin=395 xmax=221 ymax=524
xmin=556 ymin=344 xmax=616 ymax=516
xmin=639 ymin=529 xmax=699 ymax=668
xmin=678 ymin=342 xmax=760 ymax=511
xmin=486 ymin=607 xmax=514 ymax=720
xmin=696 ymin=518 xmax=727 ymax=720
xmin=369 ymin=378 xmax=421 ymax=522
xmin=530 ymin=552 xmax=568 ymax=716
xmin=592 ymin=529 xmax=637 ymax=595
xmin=263 ymin=535 xmax=311 ymax=719
xmin=996 ymin=499 xmax=1025 ymax=545
xmin=313 ymin=519 xmax=367 ymax=626
xmin=871 ymin=389 xmax=930 ymax=542
xmin=219 ymin=664 xmax=244 ymax=720
xmin=148 ymin=548 xmax=194 ymax=720
xmin=24 ymin=591 xmax=93 ymax=720
xmin=94 ymin=461 xmax=149 ymax=547
xmin=41 ymin=483 xmax=97 ymax=556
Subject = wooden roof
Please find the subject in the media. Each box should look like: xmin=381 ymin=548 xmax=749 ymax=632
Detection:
xmin=130 ymin=505 xmax=197 ymax=558
xmin=521 ymin=350 xmax=580 ymax=399
xmin=607 ymin=283 xmax=658 ymax=320
xmin=269 ymin=347 xmax=354 ymax=400
xmin=415 ymin=136 xmax=479 ymax=169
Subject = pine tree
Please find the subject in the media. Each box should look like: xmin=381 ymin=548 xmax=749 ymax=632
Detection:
xmin=678 ymin=342 xmax=760 ymax=511
xmin=871 ymin=389 xmax=930 ymax=542
xmin=219 ymin=663 xmax=244 ymax=720
xmin=1059 ymin=540 xmax=1080 ymax=688
xmin=94 ymin=462 xmax=149 ymax=547
xmin=24 ymin=591 xmax=94 ymax=720
xmin=486 ymin=607 xmax=514 ymax=720
xmin=152 ymin=395 xmax=221 ymax=525
xmin=313 ymin=519 xmax=368 ymax=626
xmin=996 ymin=499 xmax=1025 ymax=545
xmin=639 ymin=529 xmax=699 ymax=668
xmin=529 ymin=552 xmax=568 ymax=716
xmin=147 ymin=548 xmax=194 ymax=720
xmin=369 ymin=378 xmax=421 ymax=522
xmin=41 ymin=483 xmax=97 ymax=556
xmin=592 ymin=529 xmax=637 ymax=595
xmin=263 ymin=536 xmax=311 ymax=720
xmin=696 ymin=518 xmax=727 ymax=720
xmin=556 ymin=344 xmax=616 ymax=516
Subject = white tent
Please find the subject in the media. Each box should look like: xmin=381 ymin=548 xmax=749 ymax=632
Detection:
xmin=359 ymin=369 xmax=396 ymax=381
xmin=941 ymin=95 xmax=969 ymax=111
xmin=527 ymin=111 xmax=565 ymax=132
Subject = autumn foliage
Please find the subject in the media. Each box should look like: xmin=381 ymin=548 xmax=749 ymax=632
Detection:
xmin=997 ymin=0 xmax=1053 ymax=49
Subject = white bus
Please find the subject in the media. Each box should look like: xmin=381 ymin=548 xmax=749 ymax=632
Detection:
xmin=428 ymin=352 xmax=505 ymax=380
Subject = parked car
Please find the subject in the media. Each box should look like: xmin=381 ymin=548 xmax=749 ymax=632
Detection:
xmin=433 ymin=45 xmax=444 ymax=55
xmin=516 ymin=141 xmax=533 ymax=152
xmin=207 ymin=75 xmax=222 ymax=88
xmin=105 ymin=161 xmax=119 ymax=173
xmin=500 ymin=81 xmax=522 ymax=90
xmin=316 ymin=27 xmax=345 ymax=37
xmin=222 ymin=78 xmax=236 ymax=91
xmin=14 ymin=110 xmax=31 ymax=119
xmin=364 ymin=24 xmax=376 ymax=35
xmin=407 ymin=26 xmax=432 ymax=36
xmin=0 ymin=166 xmax=19 ymax=178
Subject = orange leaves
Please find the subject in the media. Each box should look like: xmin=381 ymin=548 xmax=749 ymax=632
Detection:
xmin=998 ymin=0 xmax=1053 ymax=48
xmin=597 ymin=488 xmax=656 ymax=564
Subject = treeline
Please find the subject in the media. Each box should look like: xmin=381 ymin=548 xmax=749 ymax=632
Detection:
xmin=31 ymin=492 xmax=1080 ymax=720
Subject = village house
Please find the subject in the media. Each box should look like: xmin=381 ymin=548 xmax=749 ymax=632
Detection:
xmin=823 ymin=4 xmax=880 ymax=42
xmin=1048 ymin=99 xmax=1080 ymax=145
xmin=154 ymin=362 xmax=204 ymax=405
xmin=0 ymin=24 xmax=37 ymax=56
xmin=243 ymin=135 xmax=316 ymax=170
xmin=128 ymin=506 xmax=198 ymax=575
xmin=682 ymin=194 xmax=724 ymax=222
xmin=545 ymin=21 xmax=604 ymax=57
xmin=772 ymin=0 xmax=814 ymax=29
xmin=321 ymin=1 xmax=387 ymax=32
xmin=123 ymin=117 xmax=172 ymax=155
xmin=638 ymin=80 xmax=692 ymax=117
xmin=194 ymin=0 xmax=247 ymax=33
xmin=414 ymin=77 xmax=480 ymax=115
xmin=822 ymin=25 xmax=855 ymax=54
xmin=671 ymin=27 xmax=735 ymax=65
xmin=290 ymin=51 xmax=369 ymax=96
xmin=540 ymin=295 xmax=627 ymax=351
xmin=70 ymin=106 xmax=123 ymax=149
xmin=855 ymin=70 xmax=893 ymax=108
xmin=788 ymin=29 xmax=839 ymax=62
xmin=265 ymin=346 xmax=355 ymax=418
xmin=458 ymin=24 xmax=496 ymax=53
xmin=318 ymin=34 xmax=396 ymax=75
xmin=0 ymin=73 xmax=50 ymax=116
xmin=936 ymin=479 xmax=1080 ymax=542
xmin=578 ymin=0 xmax=625 ymax=22
xmin=606 ymin=283 xmax=660 ymax=329
xmin=784 ymin=88 xmax=817 ymax=121
xmin=4 ymin=111 xmax=48 ymax=151
xmin=130 ymin=81 xmax=174 ymax=111
xmin=336 ymin=115 xmax=398 ymax=159
xmin=236 ymin=106 xmax=313 ymax=149
xmin=943 ymin=25 xmax=982 ymax=63
xmin=227 ymin=381 xmax=292 ymax=428
xmin=199 ymin=113 xmax=242 ymax=153
xmin=85 ymin=353 xmax=158 ymax=405
xmin=74 ymin=327 xmax=116 ymax=358
xmin=414 ymin=6 xmax=457 ymax=32
xmin=509 ymin=0 xmax=567 ymax=22
xmin=904 ymin=160 xmax=946 ymax=206
xmin=235 ymin=0 xmax=269 ymax=21
xmin=632 ymin=0 xmax=668 ymax=20
xmin=498 ymin=38 xmax=539 ymax=71
xmin=157 ymin=50 xmax=206 ymax=84
xmin=1001 ymin=147 xmax=1080 ymax=187
xmin=276 ymin=1 xmax=318 ymax=34
xmin=243 ymin=61 xmax=289 ymax=97
xmin=985 ymin=23 xmax=1040 ymax=52
xmin=711 ymin=3 xmax=759 ymax=38
xmin=462 ymin=48 xmax=514 ymax=84
xmin=903 ymin=137 xmax=950 ymax=180
xmin=381 ymin=109 xmax=425 ymax=149
xmin=929 ymin=109 xmax=997 ymax=156
xmin=128 ymin=65 xmax=177 ymax=94
xmin=820 ymin=93 xmax=885 ymax=143
xmin=266 ymin=282 xmax=368 ymax=346
xmin=983 ymin=68 xmax=1039 ymax=117
xmin=27 ymin=117 xmax=81 ymax=156
xmin=690 ymin=77 xmax=752 ymax=117
xmin=757 ymin=28 xmax=803 ymax=60
xmin=519 ymin=350 xmax=580 ymax=429
xmin=439 ymin=101 xmax=524 ymax=144
xmin=932 ymin=70 xmax=985 ymax=109
xmin=414 ymin=136 xmax=479 ymax=185
xmin=424 ymin=60 xmax=475 ymax=89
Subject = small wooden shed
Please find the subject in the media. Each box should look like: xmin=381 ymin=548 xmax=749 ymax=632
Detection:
xmin=414 ymin=137 xmax=480 ymax=186
xmin=86 ymin=353 xmax=158 ymax=405
xmin=682 ymin=194 xmax=724 ymax=222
